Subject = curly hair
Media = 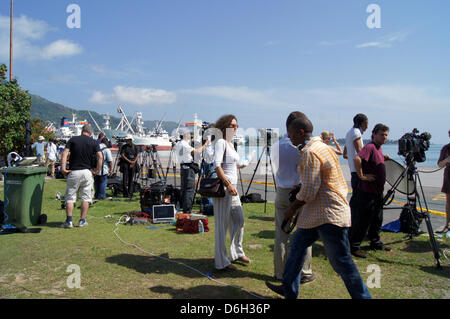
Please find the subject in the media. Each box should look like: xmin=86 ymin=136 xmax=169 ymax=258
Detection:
xmin=214 ymin=114 xmax=237 ymax=140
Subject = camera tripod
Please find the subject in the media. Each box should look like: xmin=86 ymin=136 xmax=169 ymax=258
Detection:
xmin=111 ymin=142 xmax=124 ymax=177
xmin=243 ymin=135 xmax=277 ymax=213
xmin=164 ymin=140 xmax=179 ymax=187
xmin=138 ymin=145 xmax=167 ymax=187
xmin=383 ymin=156 xmax=442 ymax=269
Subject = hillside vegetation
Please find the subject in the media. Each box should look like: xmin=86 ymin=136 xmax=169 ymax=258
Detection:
xmin=30 ymin=94 xmax=179 ymax=134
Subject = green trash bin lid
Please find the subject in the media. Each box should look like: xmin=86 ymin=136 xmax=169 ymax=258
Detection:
xmin=1 ymin=166 xmax=48 ymax=175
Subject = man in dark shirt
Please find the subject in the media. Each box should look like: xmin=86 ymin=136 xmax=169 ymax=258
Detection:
xmin=60 ymin=124 xmax=102 ymax=228
xmin=120 ymin=135 xmax=139 ymax=198
xmin=349 ymin=123 xmax=391 ymax=258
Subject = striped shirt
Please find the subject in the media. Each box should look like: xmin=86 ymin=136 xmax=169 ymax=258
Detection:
xmin=296 ymin=137 xmax=351 ymax=229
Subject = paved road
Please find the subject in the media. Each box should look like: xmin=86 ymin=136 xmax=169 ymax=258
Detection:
xmin=125 ymin=152 xmax=448 ymax=232
xmin=137 ymin=170 xmax=447 ymax=233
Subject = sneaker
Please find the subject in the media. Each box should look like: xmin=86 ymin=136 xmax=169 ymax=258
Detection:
xmin=300 ymin=273 xmax=316 ymax=284
xmin=351 ymin=249 xmax=367 ymax=258
xmin=78 ymin=220 xmax=88 ymax=227
xmin=60 ymin=221 xmax=73 ymax=228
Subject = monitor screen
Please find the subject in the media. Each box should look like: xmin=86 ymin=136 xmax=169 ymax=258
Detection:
xmin=152 ymin=205 xmax=175 ymax=219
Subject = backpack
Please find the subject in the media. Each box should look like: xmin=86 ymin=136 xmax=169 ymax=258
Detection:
xmin=399 ymin=204 xmax=421 ymax=235
xmin=199 ymin=197 xmax=214 ymax=216
xmin=241 ymin=193 xmax=266 ymax=203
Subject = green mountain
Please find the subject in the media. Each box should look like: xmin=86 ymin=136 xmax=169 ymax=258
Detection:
xmin=30 ymin=94 xmax=179 ymax=134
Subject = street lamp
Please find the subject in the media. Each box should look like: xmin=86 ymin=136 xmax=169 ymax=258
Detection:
xmin=9 ymin=0 xmax=13 ymax=82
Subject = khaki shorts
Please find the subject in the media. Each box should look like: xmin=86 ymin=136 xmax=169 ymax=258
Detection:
xmin=65 ymin=169 xmax=94 ymax=203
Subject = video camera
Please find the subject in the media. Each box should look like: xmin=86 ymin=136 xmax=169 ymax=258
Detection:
xmin=113 ymin=136 xmax=128 ymax=144
xmin=398 ymin=128 xmax=431 ymax=163
xmin=258 ymin=128 xmax=274 ymax=147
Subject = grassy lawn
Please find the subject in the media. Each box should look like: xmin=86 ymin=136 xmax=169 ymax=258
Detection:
xmin=0 ymin=178 xmax=449 ymax=299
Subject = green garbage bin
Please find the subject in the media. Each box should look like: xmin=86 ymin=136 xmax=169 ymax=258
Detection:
xmin=1 ymin=166 xmax=48 ymax=228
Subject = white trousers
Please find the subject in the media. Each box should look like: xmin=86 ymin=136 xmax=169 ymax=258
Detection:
xmin=213 ymin=186 xmax=245 ymax=269
xmin=274 ymin=187 xmax=313 ymax=280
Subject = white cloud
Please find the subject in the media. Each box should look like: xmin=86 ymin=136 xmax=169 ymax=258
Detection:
xmin=89 ymin=86 xmax=177 ymax=106
xmin=41 ymin=40 xmax=83 ymax=59
xmin=89 ymin=90 xmax=113 ymax=104
xmin=356 ymin=31 xmax=410 ymax=49
xmin=114 ymin=86 xmax=177 ymax=105
xmin=355 ymin=41 xmax=388 ymax=48
xmin=0 ymin=14 xmax=82 ymax=61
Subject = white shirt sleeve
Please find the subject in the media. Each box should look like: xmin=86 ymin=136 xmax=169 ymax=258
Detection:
xmin=213 ymin=139 xmax=226 ymax=169
xmin=351 ymin=128 xmax=362 ymax=142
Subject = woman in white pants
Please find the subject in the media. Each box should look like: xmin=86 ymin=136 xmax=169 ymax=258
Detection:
xmin=213 ymin=114 xmax=250 ymax=271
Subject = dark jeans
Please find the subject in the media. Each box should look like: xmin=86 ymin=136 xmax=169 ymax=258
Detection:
xmin=94 ymin=175 xmax=108 ymax=199
xmin=180 ymin=164 xmax=196 ymax=213
xmin=350 ymin=172 xmax=360 ymax=210
xmin=282 ymin=224 xmax=371 ymax=299
xmin=349 ymin=190 xmax=384 ymax=251
xmin=122 ymin=165 xmax=135 ymax=197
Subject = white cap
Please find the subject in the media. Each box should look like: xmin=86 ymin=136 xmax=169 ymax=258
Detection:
xmin=38 ymin=136 xmax=45 ymax=141
xmin=125 ymin=134 xmax=134 ymax=141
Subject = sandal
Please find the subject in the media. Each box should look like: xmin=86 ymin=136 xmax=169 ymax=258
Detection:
xmin=436 ymin=225 xmax=449 ymax=234
xmin=236 ymin=256 xmax=251 ymax=263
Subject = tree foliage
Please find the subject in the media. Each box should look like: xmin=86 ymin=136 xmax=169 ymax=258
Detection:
xmin=0 ymin=64 xmax=32 ymax=157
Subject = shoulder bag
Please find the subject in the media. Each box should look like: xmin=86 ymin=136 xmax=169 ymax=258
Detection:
xmin=197 ymin=142 xmax=227 ymax=198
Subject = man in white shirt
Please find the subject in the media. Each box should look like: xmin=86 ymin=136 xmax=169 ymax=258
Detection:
xmin=271 ymin=112 xmax=315 ymax=284
xmin=343 ymin=114 xmax=368 ymax=208
xmin=46 ymin=139 xmax=58 ymax=178
xmin=174 ymin=129 xmax=209 ymax=213
xmin=7 ymin=152 xmax=23 ymax=167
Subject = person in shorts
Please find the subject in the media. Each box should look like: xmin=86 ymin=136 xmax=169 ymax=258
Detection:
xmin=60 ymin=124 xmax=102 ymax=228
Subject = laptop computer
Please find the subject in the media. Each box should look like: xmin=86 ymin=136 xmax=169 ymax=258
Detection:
xmin=152 ymin=204 xmax=176 ymax=224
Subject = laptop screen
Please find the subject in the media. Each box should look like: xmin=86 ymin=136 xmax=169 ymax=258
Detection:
xmin=152 ymin=205 xmax=175 ymax=220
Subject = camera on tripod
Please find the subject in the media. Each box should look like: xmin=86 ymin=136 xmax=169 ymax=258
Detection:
xmin=398 ymin=128 xmax=431 ymax=163
xmin=258 ymin=128 xmax=274 ymax=147
xmin=113 ymin=136 xmax=128 ymax=144
xmin=145 ymin=145 xmax=158 ymax=153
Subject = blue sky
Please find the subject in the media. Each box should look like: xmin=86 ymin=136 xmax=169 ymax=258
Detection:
xmin=1 ymin=0 xmax=449 ymax=143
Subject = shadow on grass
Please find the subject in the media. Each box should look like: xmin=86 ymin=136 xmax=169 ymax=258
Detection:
xmin=253 ymin=230 xmax=274 ymax=239
xmin=419 ymin=265 xmax=450 ymax=279
xmin=105 ymin=253 xmax=274 ymax=282
xmin=401 ymin=236 xmax=446 ymax=254
xmin=248 ymin=215 xmax=274 ymax=222
xmin=149 ymin=284 xmax=266 ymax=299
xmin=43 ymin=222 xmax=64 ymax=228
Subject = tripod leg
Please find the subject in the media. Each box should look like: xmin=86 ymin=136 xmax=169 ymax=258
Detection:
xmin=415 ymin=172 xmax=442 ymax=269
xmin=239 ymin=168 xmax=245 ymax=195
xmin=264 ymin=147 xmax=268 ymax=214
xmin=268 ymin=152 xmax=277 ymax=192
xmin=245 ymin=147 xmax=265 ymax=196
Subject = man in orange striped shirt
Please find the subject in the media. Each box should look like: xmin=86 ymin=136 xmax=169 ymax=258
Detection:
xmin=266 ymin=115 xmax=371 ymax=299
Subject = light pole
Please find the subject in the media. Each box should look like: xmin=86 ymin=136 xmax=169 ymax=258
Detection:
xmin=9 ymin=0 xmax=13 ymax=81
